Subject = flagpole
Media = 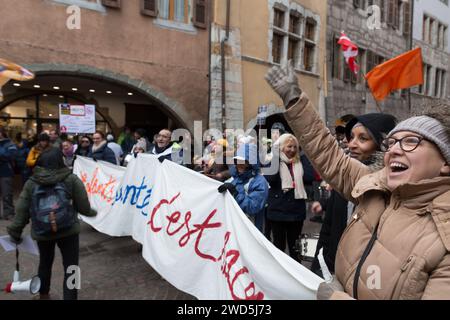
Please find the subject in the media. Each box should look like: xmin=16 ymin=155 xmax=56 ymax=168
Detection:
xmin=373 ymin=98 xmax=383 ymax=114
xmin=363 ymin=72 xmax=383 ymax=114
xmin=339 ymin=32 xmax=383 ymax=114
xmin=408 ymin=0 xmax=414 ymax=113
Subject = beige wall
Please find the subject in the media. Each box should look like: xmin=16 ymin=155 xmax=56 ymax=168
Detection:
xmin=0 ymin=0 xmax=210 ymax=129
xmin=213 ymin=0 xmax=327 ymax=127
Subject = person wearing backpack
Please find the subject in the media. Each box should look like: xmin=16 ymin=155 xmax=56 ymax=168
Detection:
xmin=7 ymin=148 xmax=97 ymax=300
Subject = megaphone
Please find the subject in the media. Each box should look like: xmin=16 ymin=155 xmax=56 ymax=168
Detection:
xmin=4 ymin=270 xmax=41 ymax=294
xmin=0 ymin=58 xmax=35 ymax=101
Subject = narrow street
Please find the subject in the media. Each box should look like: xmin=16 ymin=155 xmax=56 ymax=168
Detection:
xmin=0 ymin=204 xmax=321 ymax=300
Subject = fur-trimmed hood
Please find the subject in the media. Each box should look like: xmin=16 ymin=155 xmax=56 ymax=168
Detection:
xmin=362 ymin=151 xmax=385 ymax=172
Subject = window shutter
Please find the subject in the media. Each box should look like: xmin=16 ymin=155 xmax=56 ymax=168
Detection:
xmin=102 ymin=0 xmax=121 ymax=8
xmin=393 ymin=0 xmax=399 ymax=29
xmin=380 ymin=0 xmax=385 ymax=23
xmin=387 ymin=0 xmax=394 ymax=26
xmin=193 ymin=0 xmax=208 ymax=29
xmin=141 ymin=0 xmax=158 ymax=17
xmin=403 ymin=0 xmax=411 ymax=37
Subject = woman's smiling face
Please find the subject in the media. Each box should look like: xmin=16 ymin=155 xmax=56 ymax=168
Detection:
xmin=347 ymin=125 xmax=377 ymax=161
xmin=384 ymin=131 xmax=450 ymax=190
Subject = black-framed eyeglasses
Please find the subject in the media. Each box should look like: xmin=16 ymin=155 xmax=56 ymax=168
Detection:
xmin=381 ymin=136 xmax=424 ymax=152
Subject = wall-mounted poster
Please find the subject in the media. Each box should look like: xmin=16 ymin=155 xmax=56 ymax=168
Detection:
xmin=59 ymin=104 xmax=96 ymax=134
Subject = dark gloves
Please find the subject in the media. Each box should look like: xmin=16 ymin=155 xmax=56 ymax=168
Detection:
xmin=317 ymin=277 xmax=345 ymax=300
xmin=265 ymin=60 xmax=302 ymax=109
xmin=218 ymin=183 xmax=237 ymax=196
xmin=9 ymin=235 xmax=22 ymax=245
xmin=158 ymin=155 xmax=166 ymax=163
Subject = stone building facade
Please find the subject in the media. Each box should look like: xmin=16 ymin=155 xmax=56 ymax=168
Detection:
xmin=209 ymin=0 xmax=327 ymax=132
xmin=0 ymin=0 xmax=210 ymax=137
xmin=410 ymin=0 xmax=450 ymax=114
xmin=326 ymin=0 xmax=413 ymax=125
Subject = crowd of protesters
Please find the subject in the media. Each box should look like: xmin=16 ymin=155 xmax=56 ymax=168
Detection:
xmin=2 ymin=68 xmax=449 ymax=300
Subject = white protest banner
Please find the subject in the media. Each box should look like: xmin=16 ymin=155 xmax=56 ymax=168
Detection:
xmin=141 ymin=160 xmax=323 ymax=300
xmin=74 ymin=156 xmax=323 ymax=299
xmin=73 ymin=156 xmax=127 ymax=235
xmin=112 ymin=153 xmax=160 ymax=243
xmin=59 ymin=103 xmax=96 ymax=134
xmin=73 ymin=155 xmax=160 ymax=238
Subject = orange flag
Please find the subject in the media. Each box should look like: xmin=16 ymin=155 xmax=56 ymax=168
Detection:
xmin=365 ymin=47 xmax=424 ymax=101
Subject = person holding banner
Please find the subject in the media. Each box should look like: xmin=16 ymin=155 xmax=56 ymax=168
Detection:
xmin=204 ymin=138 xmax=231 ymax=182
xmin=147 ymin=129 xmax=183 ymax=164
xmin=218 ymin=143 xmax=269 ymax=232
xmin=265 ymin=61 xmax=450 ymax=300
xmin=7 ymin=148 xmax=97 ymax=300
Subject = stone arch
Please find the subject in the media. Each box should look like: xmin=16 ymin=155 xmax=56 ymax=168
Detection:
xmin=21 ymin=63 xmax=194 ymax=131
xmin=0 ymin=91 xmax=115 ymax=133
xmin=245 ymin=103 xmax=284 ymax=130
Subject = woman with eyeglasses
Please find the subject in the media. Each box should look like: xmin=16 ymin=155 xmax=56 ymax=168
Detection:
xmin=266 ymin=62 xmax=450 ymax=300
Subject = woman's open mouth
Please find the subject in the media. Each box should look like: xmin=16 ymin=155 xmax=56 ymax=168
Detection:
xmin=389 ymin=161 xmax=409 ymax=175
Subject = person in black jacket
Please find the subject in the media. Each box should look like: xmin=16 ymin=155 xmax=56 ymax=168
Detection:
xmin=87 ymin=131 xmax=116 ymax=164
xmin=264 ymin=133 xmax=314 ymax=261
xmin=310 ymin=113 xmax=397 ymax=277
xmin=0 ymin=127 xmax=17 ymax=220
xmin=74 ymin=135 xmax=91 ymax=157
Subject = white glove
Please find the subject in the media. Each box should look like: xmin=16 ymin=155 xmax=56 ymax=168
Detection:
xmin=265 ymin=60 xmax=302 ymax=108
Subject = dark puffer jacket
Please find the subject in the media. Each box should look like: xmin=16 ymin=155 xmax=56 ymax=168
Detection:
xmin=0 ymin=138 xmax=18 ymax=177
xmin=87 ymin=142 xmax=116 ymax=164
xmin=7 ymin=166 xmax=96 ymax=241
xmin=265 ymin=154 xmax=314 ymax=222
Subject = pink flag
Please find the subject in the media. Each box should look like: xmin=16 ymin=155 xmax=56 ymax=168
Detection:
xmin=338 ymin=32 xmax=359 ymax=75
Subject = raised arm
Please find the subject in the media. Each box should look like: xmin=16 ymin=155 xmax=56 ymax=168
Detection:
xmin=265 ymin=61 xmax=370 ymax=202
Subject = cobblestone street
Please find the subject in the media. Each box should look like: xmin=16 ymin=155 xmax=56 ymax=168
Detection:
xmin=0 ymin=219 xmax=195 ymax=300
xmin=0 ymin=209 xmax=321 ymax=300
